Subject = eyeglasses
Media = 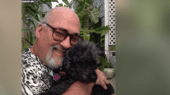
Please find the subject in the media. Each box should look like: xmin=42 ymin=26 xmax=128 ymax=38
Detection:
xmin=44 ymin=23 xmax=83 ymax=46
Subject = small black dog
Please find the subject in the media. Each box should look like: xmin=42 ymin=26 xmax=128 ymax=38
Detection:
xmin=40 ymin=40 xmax=114 ymax=95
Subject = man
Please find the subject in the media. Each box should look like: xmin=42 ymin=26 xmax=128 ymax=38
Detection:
xmin=21 ymin=7 xmax=110 ymax=95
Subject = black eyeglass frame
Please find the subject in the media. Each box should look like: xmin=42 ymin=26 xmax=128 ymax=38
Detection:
xmin=44 ymin=22 xmax=83 ymax=46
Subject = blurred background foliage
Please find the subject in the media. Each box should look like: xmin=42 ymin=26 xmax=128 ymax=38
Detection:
xmin=98 ymin=56 xmax=113 ymax=71
xmin=109 ymin=46 xmax=116 ymax=51
xmin=22 ymin=0 xmax=58 ymax=51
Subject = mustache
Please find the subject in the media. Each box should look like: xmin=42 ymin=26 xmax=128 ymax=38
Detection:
xmin=52 ymin=45 xmax=65 ymax=53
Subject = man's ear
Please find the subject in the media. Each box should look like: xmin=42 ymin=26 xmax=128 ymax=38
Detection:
xmin=35 ymin=24 xmax=43 ymax=38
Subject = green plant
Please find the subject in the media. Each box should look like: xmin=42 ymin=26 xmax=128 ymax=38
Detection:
xmin=98 ymin=56 xmax=113 ymax=71
xmin=22 ymin=0 xmax=58 ymax=51
xmin=63 ymin=0 xmax=110 ymax=47
xmin=109 ymin=46 xmax=116 ymax=51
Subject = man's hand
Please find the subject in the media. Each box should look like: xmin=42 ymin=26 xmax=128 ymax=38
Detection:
xmin=95 ymin=69 xmax=110 ymax=90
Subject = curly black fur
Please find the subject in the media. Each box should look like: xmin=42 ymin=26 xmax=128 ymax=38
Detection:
xmin=39 ymin=40 xmax=114 ymax=95
xmin=62 ymin=40 xmax=99 ymax=83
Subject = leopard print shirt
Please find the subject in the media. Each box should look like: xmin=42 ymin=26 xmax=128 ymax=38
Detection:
xmin=21 ymin=48 xmax=55 ymax=95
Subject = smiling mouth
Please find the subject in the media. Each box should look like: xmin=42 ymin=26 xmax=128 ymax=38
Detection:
xmin=53 ymin=47 xmax=65 ymax=54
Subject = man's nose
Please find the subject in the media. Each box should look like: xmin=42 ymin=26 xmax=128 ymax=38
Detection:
xmin=60 ymin=36 xmax=72 ymax=49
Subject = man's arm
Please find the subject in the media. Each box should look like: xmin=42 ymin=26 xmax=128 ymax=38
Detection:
xmin=62 ymin=81 xmax=95 ymax=95
xmin=62 ymin=69 xmax=109 ymax=95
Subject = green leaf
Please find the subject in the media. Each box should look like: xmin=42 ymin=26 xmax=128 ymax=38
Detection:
xmin=89 ymin=7 xmax=100 ymax=23
xmin=109 ymin=46 xmax=116 ymax=50
xmin=82 ymin=33 xmax=90 ymax=41
xmin=64 ymin=5 xmax=68 ymax=7
xmin=99 ymin=42 xmax=104 ymax=47
xmin=74 ymin=0 xmax=86 ymax=13
xmin=31 ymin=20 xmax=36 ymax=29
xmin=98 ymin=56 xmax=113 ymax=69
xmin=81 ymin=28 xmax=90 ymax=33
xmin=45 ymin=2 xmax=52 ymax=9
xmin=23 ymin=20 xmax=30 ymax=26
xmin=53 ymin=0 xmax=59 ymax=3
xmin=80 ymin=28 xmax=91 ymax=41
xmin=32 ymin=13 xmax=40 ymax=22
xmin=62 ymin=0 xmax=71 ymax=8
xmin=94 ymin=25 xmax=110 ymax=36
xmin=86 ymin=0 xmax=93 ymax=5
xmin=78 ymin=11 xmax=89 ymax=28
xmin=81 ymin=0 xmax=86 ymax=11
xmin=100 ymin=37 xmax=104 ymax=41
xmin=89 ymin=29 xmax=96 ymax=33
xmin=59 ymin=3 xmax=63 ymax=7
xmin=22 ymin=39 xmax=30 ymax=51
xmin=23 ymin=38 xmax=32 ymax=46
xmin=30 ymin=35 xmax=33 ymax=46
xmin=26 ymin=4 xmax=37 ymax=14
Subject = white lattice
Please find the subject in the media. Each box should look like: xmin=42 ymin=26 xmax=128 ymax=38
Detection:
xmin=109 ymin=0 xmax=116 ymax=45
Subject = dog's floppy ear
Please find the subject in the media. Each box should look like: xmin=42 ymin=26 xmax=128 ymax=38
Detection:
xmin=62 ymin=48 xmax=79 ymax=80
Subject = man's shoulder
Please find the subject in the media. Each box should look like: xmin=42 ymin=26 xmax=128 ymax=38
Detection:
xmin=21 ymin=48 xmax=54 ymax=95
xmin=21 ymin=47 xmax=39 ymax=67
xmin=22 ymin=48 xmax=31 ymax=58
xmin=22 ymin=47 xmax=39 ymax=62
xmin=21 ymin=47 xmax=50 ymax=73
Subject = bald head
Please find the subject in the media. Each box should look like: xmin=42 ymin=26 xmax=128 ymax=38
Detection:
xmin=47 ymin=7 xmax=79 ymax=22
xmin=42 ymin=7 xmax=80 ymax=32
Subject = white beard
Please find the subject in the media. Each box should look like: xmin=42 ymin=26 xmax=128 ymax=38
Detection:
xmin=46 ymin=45 xmax=63 ymax=70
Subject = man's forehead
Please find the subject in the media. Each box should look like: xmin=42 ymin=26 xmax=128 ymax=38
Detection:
xmin=46 ymin=7 xmax=80 ymax=34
